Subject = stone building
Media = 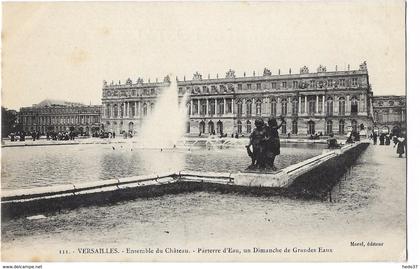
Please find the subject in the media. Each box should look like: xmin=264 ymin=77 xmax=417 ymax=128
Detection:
xmin=372 ymin=95 xmax=406 ymax=135
xmin=19 ymin=99 xmax=102 ymax=134
xmin=102 ymin=62 xmax=374 ymax=136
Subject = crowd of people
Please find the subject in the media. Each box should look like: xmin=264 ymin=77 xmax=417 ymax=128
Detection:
xmin=370 ymin=131 xmax=406 ymax=158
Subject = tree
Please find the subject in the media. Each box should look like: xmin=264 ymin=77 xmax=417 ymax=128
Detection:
xmin=1 ymin=107 xmax=20 ymax=138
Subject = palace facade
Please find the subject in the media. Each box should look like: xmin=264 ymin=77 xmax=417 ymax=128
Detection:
xmin=19 ymin=99 xmax=102 ymax=134
xmin=101 ymin=62 xmax=374 ymax=136
xmin=372 ymin=95 xmax=406 ymax=135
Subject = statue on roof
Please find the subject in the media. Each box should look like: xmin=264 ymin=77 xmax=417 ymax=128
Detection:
xmin=137 ymin=77 xmax=143 ymax=84
xmin=300 ymin=66 xmax=309 ymax=74
xmin=263 ymin=68 xmax=272 ymax=76
xmin=317 ymin=65 xmax=327 ymax=73
xmin=359 ymin=61 xmax=368 ymax=71
xmin=164 ymin=75 xmax=171 ymax=83
xmin=192 ymin=72 xmax=202 ymax=81
xmin=103 ymin=80 xmax=107 ymax=87
xmin=225 ymin=69 xmax=236 ymax=79
xmin=126 ymin=78 xmax=132 ymax=85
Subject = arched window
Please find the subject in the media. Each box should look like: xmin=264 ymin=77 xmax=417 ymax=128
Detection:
xmin=292 ymin=120 xmax=298 ymax=134
xmin=308 ymin=97 xmax=316 ymax=115
xmin=199 ymin=121 xmax=205 ymax=134
xmin=256 ymin=100 xmax=262 ymax=116
xmin=106 ymin=104 xmax=111 ymax=118
xmin=208 ymin=121 xmax=215 ymax=134
xmin=200 ymin=101 xmax=207 ymax=115
xmin=308 ymin=120 xmax=315 ymax=135
xmin=130 ymin=103 xmax=135 ymax=118
xmin=113 ymin=104 xmax=118 ymax=118
xmin=246 ymin=100 xmax=252 ymax=116
xmin=246 ymin=120 xmax=252 ymax=133
xmin=351 ymin=119 xmax=358 ymax=132
xmin=237 ymin=120 xmax=242 ymax=134
xmin=187 ymin=102 xmax=191 ymax=116
xmin=339 ymin=97 xmax=346 ymax=116
xmin=143 ymin=103 xmax=147 ymax=116
xmin=128 ymin=122 xmax=134 ymax=131
xmin=281 ymin=99 xmax=288 ymax=115
xmin=270 ymin=98 xmax=277 ymax=116
xmin=150 ymin=103 xmax=154 ymax=113
xmin=327 ymin=120 xmax=333 ymax=135
xmin=186 ymin=122 xmax=190 ymax=133
xmin=217 ymin=99 xmax=224 ymax=115
xmin=209 ymin=99 xmax=215 ymax=116
xmin=351 ymin=97 xmax=358 ymax=114
xmin=237 ymin=100 xmax=243 ymax=116
xmin=193 ymin=100 xmax=198 ymax=115
xmin=217 ymin=121 xmax=223 ymax=134
xmin=326 ymin=97 xmax=333 ymax=116
xmin=292 ymin=98 xmax=298 ymax=115
xmin=339 ymin=120 xmax=345 ymax=134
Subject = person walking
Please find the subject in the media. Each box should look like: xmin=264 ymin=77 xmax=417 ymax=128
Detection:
xmin=373 ymin=132 xmax=378 ymax=145
xmin=396 ymin=133 xmax=406 ymax=158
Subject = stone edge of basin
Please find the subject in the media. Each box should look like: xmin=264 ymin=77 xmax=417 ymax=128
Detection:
xmin=1 ymin=141 xmax=369 ymax=204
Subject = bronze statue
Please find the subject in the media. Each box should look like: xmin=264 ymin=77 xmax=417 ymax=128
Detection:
xmin=246 ymin=117 xmax=285 ymax=171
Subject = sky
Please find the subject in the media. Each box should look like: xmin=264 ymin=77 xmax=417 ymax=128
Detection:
xmin=1 ymin=0 xmax=405 ymax=110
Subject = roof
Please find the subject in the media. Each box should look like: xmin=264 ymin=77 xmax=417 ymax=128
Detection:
xmin=34 ymin=99 xmax=85 ymax=107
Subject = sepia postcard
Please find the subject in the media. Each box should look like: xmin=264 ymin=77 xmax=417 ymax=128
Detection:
xmin=0 ymin=0 xmax=409 ymax=264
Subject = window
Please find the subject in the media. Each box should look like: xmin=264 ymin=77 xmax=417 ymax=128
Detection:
xmin=143 ymin=103 xmax=147 ymax=116
xmin=282 ymin=81 xmax=287 ymax=88
xmin=203 ymin=86 xmax=208 ymax=93
xmin=308 ymin=121 xmax=315 ymax=135
xmin=310 ymin=80 xmax=315 ymax=88
xmin=186 ymin=122 xmax=190 ymax=133
xmin=238 ymin=84 xmax=242 ymax=91
xmin=339 ymin=79 xmax=345 ymax=87
xmin=339 ymin=120 xmax=345 ymax=134
xmin=246 ymin=120 xmax=252 ymax=133
xmin=217 ymin=99 xmax=224 ymax=115
xmin=351 ymin=97 xmax=358 ymax=114
xmin=293 ymin=81 xmax=298 ymax=88
xmin=256 ymin=100 xmax=262 ymax=116
xmin=327 ymin=79 xmax=333 ymax=87
xmin=217 ymin=121 xmax=223 ymax=134
xmin=237 ymin=121 xmax=242 ymax=134
xmin=318 ymin=97 xmax=323 ymax=113
xmin=281 ymin=99 xmax=288 ymax=115
xmin=292 ymin=98 xmax=298 ymax=115
xmin=113 ymin=104 xmax=118 ymax=118
xmin=257 ymin=83 xmax=261 ymax=90
xmin=351 ymin=77 xmax=358 ymax=86
xmin=209 ymin=100 xmax=215 ymax=115
xmin=326 ymin=97 xmax=333 ymax=116
xmin=339 ymin=97 xmax=346 ymax=116
xmin=246 ymin=100 xmax=252 ymax=116
xmin=389 ymin=101 xmax=394 ymax=106
xmin=247 ymin=84 xmax=251 ymax=90
xmin=226 ymin=98 xmax=232 ymax=113
xmin=292 ymin=120 xmax=298 ymax=134
xmin=201 ymin=102 xmax=207 ymax=115
xmin=193 ymin=100 xmax=198 ymax=115
xmin=272 ymin=82 xmax=277 ymax=89
xmin=308 ymin=98 xmax=316 ymax=115
xmin=327 ymin=120 xmax=333 ymax=135
xmin=270 ymin=99 xmax=277 ymax=116
xmin=237 ymin=100 xmax=243 ymax=116
xmin=301 ymin=98 xmax=306 ymax=114
xmin=199 ymin=121 xmax=205 ymax=134
xmin=208 ymin=121 xmax=215 ymax=134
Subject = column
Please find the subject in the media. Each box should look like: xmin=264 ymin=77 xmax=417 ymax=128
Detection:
xmin=134 ymin=102 xmax=137 ymax=117
xmin=197 ymin=99 xmax=201 ymax=115
xmin=252 ymin=98 xmax=255 ymax=116
xmin=304 ymin=96 xmax=307 ymax=114
xmin=316 ymin=95 xmax=319 ymax=114
xmin=190 ymin=99 xmax=193 ymax=116
xmin=322 ymin=95 xmax=325 ymax=114
xmin=287 ymin=97 xmax=292 ymax=115
xmin=231 ymin=99 xmax=234 ymax=114
xmin=298 ymin=96 xmax=302 ymax=115
xmin=223 ymin=98 xmax=226 ymax=115
xmin=123 ymin=102 xmax=126 ymax=118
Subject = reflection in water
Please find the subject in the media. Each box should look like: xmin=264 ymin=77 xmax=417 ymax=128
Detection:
xmin=1 ymin=143 xmax=322 ymax=190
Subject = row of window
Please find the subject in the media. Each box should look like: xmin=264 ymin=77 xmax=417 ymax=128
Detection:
xmin=22 ymin=116 xmax=100 ymax=125
xmin=193 ymin=119 xmax=357 ymax=135
xmin=182 ymin=77 xmax=360 ymax=94
xmin=105 ymin=103 xmax=154 ymax=118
